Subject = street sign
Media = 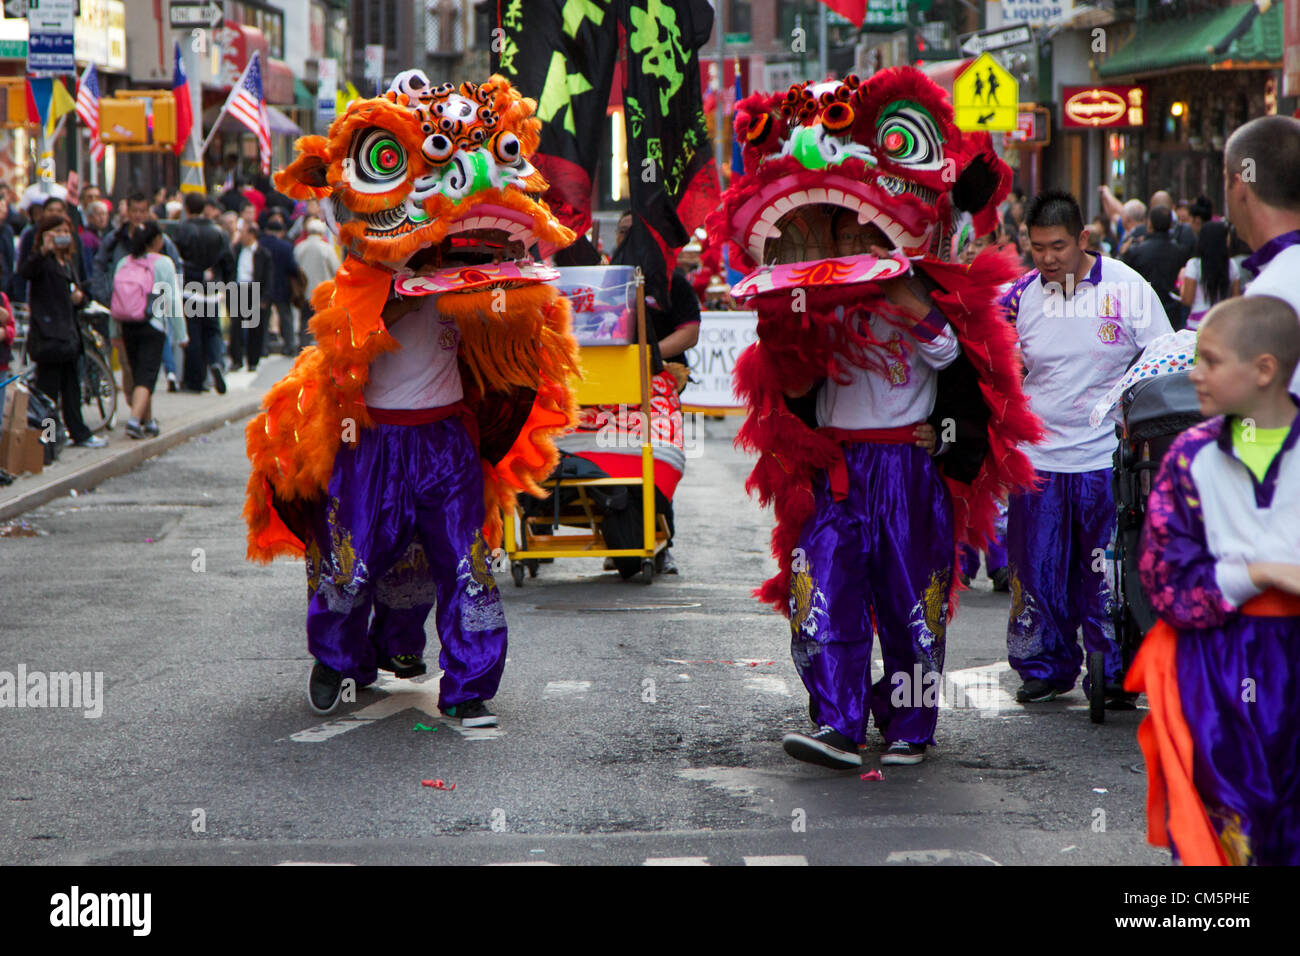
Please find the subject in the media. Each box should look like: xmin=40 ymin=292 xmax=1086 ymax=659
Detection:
xmin=959 ymin=25 xmax=1032 ymax=57
xmin=364 ymin=44 xmax=384 ymax=86
xmin=953 ymin=53 xmax=1018 ymax=132
xmin=723 ymin=32 xmax=750 ymax=44
xmin=1000 ymin=0 xmax=1074 ymax=27
xmin=168 ymin=2 xmax=223 ymax=30
xmin=27 ymin=0 xmax=78 ymax=76
xmin=4 ymin=0 xmax=26 ymax=17
xmin=864 ymin=0 xmax=908 ymax=29
xmin=1061 ymin=85 xmax=1146 ymax=129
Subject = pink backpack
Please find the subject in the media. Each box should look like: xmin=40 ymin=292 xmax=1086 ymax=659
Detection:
xmin=111 ymin=254 xmax=158 ymax=321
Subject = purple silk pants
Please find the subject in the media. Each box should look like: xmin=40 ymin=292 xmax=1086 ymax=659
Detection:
xmin=1005 ymin=468 xmax=1120 ymax=689
xmin=1175 ymin=615 xmax=1300 ymax=865
xmin=789 ymin=442 xmax=954 ymax=747
xmin=303 ymin=418 xmax=507 ymax=704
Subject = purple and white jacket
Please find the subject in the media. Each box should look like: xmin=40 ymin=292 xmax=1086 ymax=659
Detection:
xmin=1138 ymin=405 xmax=1300 ymax=630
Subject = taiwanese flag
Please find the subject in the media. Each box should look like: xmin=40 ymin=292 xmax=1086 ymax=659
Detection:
xmin=491 ymin=1 xmax=619 ymax=238
xmin=617 ymin=0 xmax=720 ymax=303
xmin=172 ymin=40 xmax=193 ymax=156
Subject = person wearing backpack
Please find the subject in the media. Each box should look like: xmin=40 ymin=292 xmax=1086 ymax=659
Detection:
xmin=19 ymin=211 xmax=104 ymax=447
xmin=111 ymin=222 xmax=185 ymax=438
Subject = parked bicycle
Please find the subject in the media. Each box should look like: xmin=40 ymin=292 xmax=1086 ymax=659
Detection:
xmin=12 ymin=300 xmax=117 ymax=434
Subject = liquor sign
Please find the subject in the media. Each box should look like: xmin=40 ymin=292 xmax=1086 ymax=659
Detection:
xmin=1001 ymin=0 xmax=1074 ymax=26
xmin=1061 ymin=85 xmax=1146 ymax=129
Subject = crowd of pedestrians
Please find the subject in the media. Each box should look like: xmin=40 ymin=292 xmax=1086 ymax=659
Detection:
xmin=0 ymin=162 xmax=342 ymax=448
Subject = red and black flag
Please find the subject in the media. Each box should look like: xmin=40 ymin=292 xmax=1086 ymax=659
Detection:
xmin=491 ymin=0 xmax=620 ymax=237
xmin=616 ymin=0 xmax=720 ymax=302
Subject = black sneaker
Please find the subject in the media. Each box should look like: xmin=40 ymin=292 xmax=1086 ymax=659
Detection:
xmin=441 ymin=700 xmax=498 ymax=728
xmin=655 ymin=548 xmax=678 ymax=574
xmin=166 ymin=371 xmax=179 ymax=392
xmin=124 ymin=419 xmax=145 ymax=439
xmin=210 ymin=363 xmax=227 ymax=395
xmin=781 ymin=726 xmax=862 ymax=769
xmin=1015 ymin=678 xmax=1062 ymax=703
xmin=881 ymin=741 xmax=926 ymax=765
xmin=308 ymin=660 xmax=344 ymax=714
xmin=378 ymin=654 xmax=427 ymax=679
xmin=143 ymin=419 xmax=160 ymax=437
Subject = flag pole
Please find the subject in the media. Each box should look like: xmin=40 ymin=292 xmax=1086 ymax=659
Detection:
xmin=200 ymin=51 xmax=257 ymax=157
xmin=179 ymin=38 xmax=206 ymax=195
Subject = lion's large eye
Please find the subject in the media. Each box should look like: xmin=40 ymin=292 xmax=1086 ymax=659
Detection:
xmin=489 ymin=131 xmax=521 ymax=165
xmin=353 ymin=128 xmax=407 ymax=191
xmin=876 ymin=103 xmax=942 ymax=170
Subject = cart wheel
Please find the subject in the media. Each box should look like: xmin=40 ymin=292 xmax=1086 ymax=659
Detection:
xmin=1088 ymin=651 xmax=1106 ymax=724
xmin=639 ymin=559 xmax=654 ymax=585
xmin=511 ymin=561 xmax=525 ymax=587
xmin=526 ymin=559 xmax=539 ymax=578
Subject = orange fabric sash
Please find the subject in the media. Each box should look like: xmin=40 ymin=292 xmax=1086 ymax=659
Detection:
xmin=1125 ymin=588 xmax=1300 ymax=865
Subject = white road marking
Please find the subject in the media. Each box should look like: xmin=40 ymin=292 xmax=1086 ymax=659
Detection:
xmin=886 ymin=849 xmax=1001 ymax=866
xmin=743 ymin=855 xmax=808 ymax=866
xmin=544 ymin=680 xmax=592 ymax=697
xmin=644 ymin=856 xmax=711 ymax=866
xmin=275 ymin=861 xmax=356 ymax=866
xmin=744 ymin=675 xmax=791 ymax=696
xmin=289 ymin=675 xmax=442 ymax=743
xmin=941 ymin=662 xmax=1018 ymax=717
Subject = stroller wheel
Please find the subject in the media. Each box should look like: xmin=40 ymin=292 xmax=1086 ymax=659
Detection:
xmin=1087 ymin=651 xmax=1106 ymax=724
xmin=511 ymin=561 xmax=525 ymax=587
xmin=526 ymin=559 xmax=540 ymax=578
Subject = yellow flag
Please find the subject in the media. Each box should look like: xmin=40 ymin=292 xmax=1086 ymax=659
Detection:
xmin=46 ymin=78 xmax=76 ymax=137
xmin=336 ymin=81 xmax=362 ymax=117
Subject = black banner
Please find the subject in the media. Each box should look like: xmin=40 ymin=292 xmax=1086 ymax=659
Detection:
xmin=492 ymin=0 xmax=621 ymax=237
xmin=616 ymin=0 xmax=720 ymax=303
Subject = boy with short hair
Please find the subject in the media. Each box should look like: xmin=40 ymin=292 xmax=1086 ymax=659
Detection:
xmin=1128 ymin=294 xmax=1300 ymax=865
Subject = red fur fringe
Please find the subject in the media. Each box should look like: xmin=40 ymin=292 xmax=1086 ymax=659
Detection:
xmin=735 ymin=247 xmax=1043 ymax=618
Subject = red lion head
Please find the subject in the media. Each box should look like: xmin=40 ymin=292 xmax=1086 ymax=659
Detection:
xmin=706 ymin=67 xmax=1011 ymax=297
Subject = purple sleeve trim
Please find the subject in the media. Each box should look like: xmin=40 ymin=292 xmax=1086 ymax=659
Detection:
xmin=1138 ymin=428 xmax=1236 ymax=629
xmin=909 ymin=307 xmax=949 ymax=343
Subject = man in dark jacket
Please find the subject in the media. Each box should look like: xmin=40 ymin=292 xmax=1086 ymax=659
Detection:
xmin=258 ymin=214 xmax=303 ymax=354
xmin=91 ymin=193 xmax=182 ymax=305
xmin=172 ymin=192 xmax=237 ymax=392
xmin=1123 ymin=205 xmax=1190 ymax=328
xmin=233 ymin=224 xmax=274 ymax=371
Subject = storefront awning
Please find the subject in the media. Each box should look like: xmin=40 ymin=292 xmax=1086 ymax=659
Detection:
xmin=918 ymin=58 xmax=973 ymax=97
xmin=1099 ymin=1 xmax=1283 ymax=78
xmin=202 ymin=103 xmax=302 ymax=138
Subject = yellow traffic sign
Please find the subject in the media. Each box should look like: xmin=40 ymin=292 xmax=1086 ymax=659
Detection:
xmin=953 ymin=53 xmax=1018 ymax=133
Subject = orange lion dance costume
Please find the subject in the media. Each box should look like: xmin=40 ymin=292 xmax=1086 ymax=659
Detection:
xmin=243 ymin=71 xmax=579 ymax=720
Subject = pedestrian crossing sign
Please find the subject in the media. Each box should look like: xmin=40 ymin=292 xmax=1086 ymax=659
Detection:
xmin=953 ymin=53 xmax=1018 ymax=132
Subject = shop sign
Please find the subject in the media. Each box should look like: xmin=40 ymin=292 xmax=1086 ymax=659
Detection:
xmin=1061 ymin=85 xmax=1146 ymax=128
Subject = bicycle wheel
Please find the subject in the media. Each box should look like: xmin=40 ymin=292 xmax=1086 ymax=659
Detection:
xmin=80 ymin=350 xmax=118 ymax=433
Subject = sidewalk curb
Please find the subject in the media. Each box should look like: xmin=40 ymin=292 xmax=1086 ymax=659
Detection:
xmin=0 ymin=394 xmax=264 ymax=522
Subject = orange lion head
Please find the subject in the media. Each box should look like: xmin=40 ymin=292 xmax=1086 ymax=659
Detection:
xmin=275 ymin=70 xmax=574 ymax=289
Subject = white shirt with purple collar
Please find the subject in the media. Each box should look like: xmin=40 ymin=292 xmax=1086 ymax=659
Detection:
xmin=1001 ymin=254 xmax=1174 ymax=472
xmin=1242 ymin=229 xmax=1300 ymax=393
xmin=815 ymin=306 xmax=960 ymax=430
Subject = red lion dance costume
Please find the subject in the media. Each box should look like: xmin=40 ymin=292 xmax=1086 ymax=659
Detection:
xmin=243 ymin=71 xmax=579 ymax=721
xmin=705 ymin=68 xmax=1043 ymax=767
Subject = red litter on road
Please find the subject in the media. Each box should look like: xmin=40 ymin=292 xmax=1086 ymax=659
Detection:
xmin=422 ymin=779 xmax=456 ymax=791
xmin=860 ymin=769 xmax=884 ymax=781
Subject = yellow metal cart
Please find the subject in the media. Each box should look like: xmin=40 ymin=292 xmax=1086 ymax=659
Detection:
xmin=501 ymin=267 xmax=669 ymax=585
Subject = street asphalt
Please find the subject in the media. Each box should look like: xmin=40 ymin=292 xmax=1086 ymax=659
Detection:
xmin=0 ymin=413 xmax=1166 ymax=866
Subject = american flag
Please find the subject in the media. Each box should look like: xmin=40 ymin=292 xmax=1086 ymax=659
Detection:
xmin=75 ymin=63 xmax=103 ymax=163
xmin=220 ymin=51 xmax=271 ymax=174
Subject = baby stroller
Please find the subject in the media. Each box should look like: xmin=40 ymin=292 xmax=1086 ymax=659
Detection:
xmin=1103 ymin=367 xmax=1203 ymax=723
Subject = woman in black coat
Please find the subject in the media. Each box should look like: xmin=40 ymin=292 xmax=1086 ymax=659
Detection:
xmin=19 ymin=211 xmax=105 ymax=448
